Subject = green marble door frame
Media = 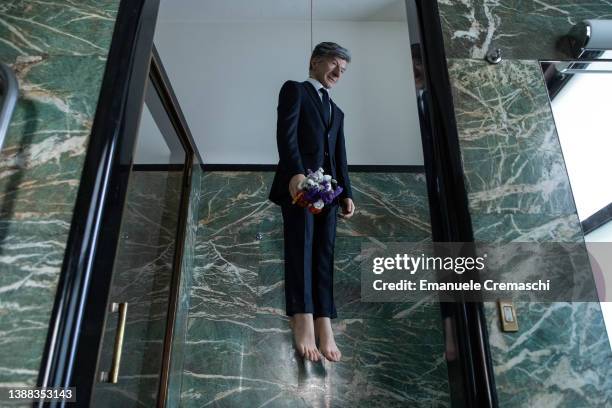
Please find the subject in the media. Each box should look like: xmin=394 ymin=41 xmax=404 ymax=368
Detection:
xmin=437 ymin=1 xmax=612 ymax=406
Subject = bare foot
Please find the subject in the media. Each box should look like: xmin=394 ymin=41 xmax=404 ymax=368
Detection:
xmin=315 ymin=317 xmax=341 ymax=362
xmin=289 ymin=314 xmax=320 ymax=362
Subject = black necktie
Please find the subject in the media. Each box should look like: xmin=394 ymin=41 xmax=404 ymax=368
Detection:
xmin=320 ymin=87 xmax=330 ymax=127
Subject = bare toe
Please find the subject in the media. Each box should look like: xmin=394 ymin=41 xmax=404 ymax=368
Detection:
xmin=315 ymin=318 xmax=341 ymax=362
xmin=290 ymin=314 xmax=318 ymax=361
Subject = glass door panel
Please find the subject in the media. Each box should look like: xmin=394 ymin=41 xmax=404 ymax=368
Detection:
xmin=91 ymin=78 xmax=186 ymax=407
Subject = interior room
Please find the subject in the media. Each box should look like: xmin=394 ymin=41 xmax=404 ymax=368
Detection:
xmin=0 ymin=1 xmax=611 ymax=407
xmin=146 ymin=1 xmax=447 ymax=406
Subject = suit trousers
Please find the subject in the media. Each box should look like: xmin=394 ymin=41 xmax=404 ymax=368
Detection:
xmin=281 ymin=203 xmax=338 ymax=319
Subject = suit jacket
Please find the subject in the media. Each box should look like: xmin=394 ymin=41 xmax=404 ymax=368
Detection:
xmin=269 ymin=80 xmax=353 ymax=206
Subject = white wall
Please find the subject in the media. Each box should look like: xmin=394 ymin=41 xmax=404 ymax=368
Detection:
xmin=134 ymin=103 xmax=172 ymax=164
xmin=552 ymin=64 xmax=612 ymax=219
xmin=585 ymin=223 xmax=612 ymax=351
xmin=150 ymin=17 xmax=422 ymax=165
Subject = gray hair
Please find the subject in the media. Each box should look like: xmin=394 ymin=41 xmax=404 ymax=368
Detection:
xmin=310 ymin=42 xmax=351 ymax=67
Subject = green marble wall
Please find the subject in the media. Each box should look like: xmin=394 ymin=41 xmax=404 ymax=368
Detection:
xmin=167 ymin=163 xmax=203 ymax=407
xmin=438 ymin=1 xmax=612 ymax=406
xmin=182 ymin=171 xmax=451 ymax=407
xmin=0 ymin=0 xmax=119 ymax=395
xmin=438 ymin=0 xmax=612 ymax=59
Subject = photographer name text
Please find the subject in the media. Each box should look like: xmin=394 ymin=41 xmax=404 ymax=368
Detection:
xmin=371 ymin=253 xmax=551 ymax=292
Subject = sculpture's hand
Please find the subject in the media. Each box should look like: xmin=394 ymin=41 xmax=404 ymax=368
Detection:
xmin=289 ymin=174 xmax=306 ymax=200
xmin=339 ymin=198 xmax=355 ymax=219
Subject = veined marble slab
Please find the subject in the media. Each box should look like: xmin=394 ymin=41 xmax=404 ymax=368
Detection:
xmin=0 ymin=1 xmax=119 ymax=395
xmin=183 ymin=171 xmax=450 ymax=407
xmin=448 ymin=59 xmax=575 ymax=219
xmin=446 ymin=56 xmax=612 ymax=406
xmin=0 ymin=1 xmax=119 ymax=59
xmin=485 ymin=301 xmax=612 ymax=408
xmin=438 ymin=0 xmax=612 ymax=59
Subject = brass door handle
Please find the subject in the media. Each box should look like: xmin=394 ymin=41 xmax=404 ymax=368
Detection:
xmin=109 ymin=302 xmax=128 ymax=383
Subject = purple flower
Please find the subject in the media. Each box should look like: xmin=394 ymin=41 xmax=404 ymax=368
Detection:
xmin=296 ymin=169 xmax=344 ymax=212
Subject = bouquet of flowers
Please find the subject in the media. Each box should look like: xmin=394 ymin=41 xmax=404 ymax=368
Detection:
xmin=292 ymin=168 xmax=343 ymax=214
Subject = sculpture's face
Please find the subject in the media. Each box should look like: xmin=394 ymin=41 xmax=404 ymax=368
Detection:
xmin=311 ymin=56 xmax=347 ymax=89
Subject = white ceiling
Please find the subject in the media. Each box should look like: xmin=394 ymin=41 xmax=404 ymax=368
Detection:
xmin=158 ymin=0 xmax=407 ymax=22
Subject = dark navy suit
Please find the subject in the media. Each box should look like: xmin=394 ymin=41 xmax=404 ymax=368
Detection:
xmin=269 ymin=80 xmax=352 ymax=319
